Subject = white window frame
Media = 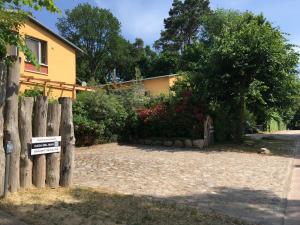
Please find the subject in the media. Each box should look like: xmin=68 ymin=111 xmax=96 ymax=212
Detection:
xmin=25 ymin=36 xmax=48 ymax=66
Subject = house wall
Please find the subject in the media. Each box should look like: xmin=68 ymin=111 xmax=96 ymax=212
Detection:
xmin=18 ymin=20 xmax=76 ymax=99
xmin=169 ymin=76 xmax=178 ymax=87
xmin=143 ymin=77 xmax=172 ymax=95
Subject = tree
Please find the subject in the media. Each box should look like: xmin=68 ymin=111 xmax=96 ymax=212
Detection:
xmin=183 ymin=10 xmax=300 ymax=141
xmin=57 ymin=3 xmax=124 ymax=83
xmin=149 ymin=51 xmax=180 ymax=76
xmin=0 ymin=0 xmax=59 ymax=60
xmin=155 ymin=0 xmax=211 ymax=53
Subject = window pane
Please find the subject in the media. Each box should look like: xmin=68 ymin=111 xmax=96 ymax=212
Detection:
xmin=25 ymin=38 xmax=39 ymax=60
xmin=40 ymin=41 xmax=47 ymax=64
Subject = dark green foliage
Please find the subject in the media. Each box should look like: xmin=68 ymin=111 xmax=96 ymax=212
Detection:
xmin=57 ymin=4 xmax=122 ymax=83
xmin=182 ymin=10 xmax=300 ymax=142
xmin=106 ymin=83 xmax=149 ymax=142
xmin=0 ymin=0 xmax=58 ymax=62
xmin=57 ymin=4 xmax=174 ymax=82
xmin=289 ymin=109 xmax=300 ymax=129
xmin=73 ymin=90 xmax=128 ymax=146
xmin=148 ymin=51 xmax=180 ymax=76
xmin=74 ymin=80 xmax=206 ymax=145
xmin=155 ymin=0 xmax=211 ymax=53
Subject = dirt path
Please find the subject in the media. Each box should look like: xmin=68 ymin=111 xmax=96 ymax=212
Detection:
xmin=74 ymin=131 xmax=300 ymax=225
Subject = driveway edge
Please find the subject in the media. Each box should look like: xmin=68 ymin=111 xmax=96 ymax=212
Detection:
xmin=284 ymin=141 xmax=300 ymax=225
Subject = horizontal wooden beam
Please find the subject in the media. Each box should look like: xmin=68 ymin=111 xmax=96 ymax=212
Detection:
xmin=20 ymin=76 xmax=96 ymax=93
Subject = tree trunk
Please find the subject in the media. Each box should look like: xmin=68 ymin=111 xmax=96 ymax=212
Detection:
xmin=19 ymin=97 xmax=34 ymax=189
xmin=0 ymin=62 xmax=7 ymax=196
xmin=59 ymin=98 xmax=75 ymax=187
xmin=235 ymin=90 xmax=246 ymax=143
xmin=4 ymin=59 xmax=21 ymax=193
xmin=46 ymin=103 xmax=61 ymax=188
xmin=32 ymin=96 xmax=48 ymax=188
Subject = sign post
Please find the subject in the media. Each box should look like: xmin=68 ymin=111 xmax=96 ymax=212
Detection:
xmin=31 ymin=136 xmax=61 ymax=156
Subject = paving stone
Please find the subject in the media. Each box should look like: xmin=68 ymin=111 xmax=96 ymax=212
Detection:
xmin=284 ymin=141 xmax=300 ymax=225
xmin=74 ymin=136 xmax=296 ymax=225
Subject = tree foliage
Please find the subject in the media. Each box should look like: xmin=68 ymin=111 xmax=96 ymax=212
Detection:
xmin=57 ymin=3 xmax=123 ymax=83
xmin=0 ymin=0 xmax=59 ymax=61
xmin=155 ymin=0 xmax=211 ymax=53
xmin=183 ymin=10 xmax=300 ymax=141
xmin=57 ymin=3 xmax=170 ymax=83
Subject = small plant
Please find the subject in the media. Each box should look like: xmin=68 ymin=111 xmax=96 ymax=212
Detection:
xmin=21 ymin=86 xmax=43 ymax=97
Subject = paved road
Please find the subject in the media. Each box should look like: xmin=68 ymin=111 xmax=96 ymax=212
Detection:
xmin=74 ymin=131 xmax=299 ymax=225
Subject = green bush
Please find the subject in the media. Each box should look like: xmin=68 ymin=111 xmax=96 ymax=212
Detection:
xmin=21 ymin=87 xmax=43 ymax=97
xmin=267 ymin=113 xmax=286 ymax=132
xmin=74 ymin=80 xmax=206 ymax=145
xmin=73 ymin=90 xmax=128 ymax=146
xmin=124 ymin=87 xmax=206 ymax=140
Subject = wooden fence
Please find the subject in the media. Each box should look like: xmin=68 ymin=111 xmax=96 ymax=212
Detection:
xmin=0 ymin=59 xmax=75 ymax=196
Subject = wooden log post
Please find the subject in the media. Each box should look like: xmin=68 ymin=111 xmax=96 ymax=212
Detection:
xmin=32 ymin=96 xmax=48 ymax=188
xmin=0 ymin=62 xmax=7 ymax=196
xmin=19 ymin=97 xmax=34 ymax=188
xmin=4 ymin=59 xmax=21 ymax=193
xmin=203 ymin=115 xmax=214 ymax=147
xmin=59 ymin=97 xmax=75 ymax=187
xmin=46 ymin=103 xmax=61 ymax=188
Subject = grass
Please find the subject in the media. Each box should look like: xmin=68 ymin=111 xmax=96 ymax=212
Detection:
xmin=0 ymin=187 xmax=255 ymax=225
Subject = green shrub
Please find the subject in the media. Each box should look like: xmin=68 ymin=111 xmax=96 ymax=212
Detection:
xmin=74 ymin=79 xmax=206 ymax=145
xmin=267 ymin=112 xmax=286 ymax=132
xmin=73 ymin=90 xmax=128 ymax=146
xmin=124 ymin=88 xmax=206 ymax=140
xmin=21 ymin=87 xmax=43 ymax=97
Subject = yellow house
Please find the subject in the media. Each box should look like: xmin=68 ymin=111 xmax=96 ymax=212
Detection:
xmin=109 ymin=74 xmax=180 ymax=96
xmin=17 ymin=17 xmax=83 ymax=99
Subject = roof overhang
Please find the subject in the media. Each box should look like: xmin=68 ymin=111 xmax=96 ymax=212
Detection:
xmin=28 ymin=17 xmax=84 ymax=53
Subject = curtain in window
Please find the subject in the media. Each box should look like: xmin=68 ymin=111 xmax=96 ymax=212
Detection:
xmin=25 ymin=38 xmax=39 ymax=60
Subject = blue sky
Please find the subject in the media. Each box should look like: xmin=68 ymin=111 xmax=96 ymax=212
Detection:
xmin=32 ymin=0 xmax=300 ymax=50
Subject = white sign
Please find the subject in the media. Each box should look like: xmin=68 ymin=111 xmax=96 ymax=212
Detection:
xmin=31 ymin=136 xmax=61 ymax=156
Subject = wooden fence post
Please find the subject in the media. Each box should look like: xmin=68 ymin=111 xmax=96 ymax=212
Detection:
xmin=19 ymin=97 xmax=34 ymax=188
xmin=0 ymin=62 xmax=7 ymax=196
xmin=4 ymin=59 xmax=21 ymax=193
xmin=32 ymin=96 xmax=48 ymax=188
xmin=59 ymin=97 xmax=75 ymax=187
xmin=46 ymin=103 xmax=61 ymax=188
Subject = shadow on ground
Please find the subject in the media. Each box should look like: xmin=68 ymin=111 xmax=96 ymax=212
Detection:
xmin=1 ymin=186 xmax=297 ymax=225
xmin=123 ymin=136 xmax=296 ymax=157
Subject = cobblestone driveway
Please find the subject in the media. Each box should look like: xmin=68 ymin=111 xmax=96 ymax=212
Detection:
xmin=74 ymin=139 xmax=296 ymax=225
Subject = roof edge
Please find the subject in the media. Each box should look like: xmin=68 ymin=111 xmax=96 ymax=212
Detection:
xmin=102 ymin=74 xmax=181 ymax=86
xmin=28 ymin=17 xmax=84 ymax=53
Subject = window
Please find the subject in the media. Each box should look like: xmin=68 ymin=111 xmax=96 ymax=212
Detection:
xmin=25 ymin=37 xmax=47 ymax=65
